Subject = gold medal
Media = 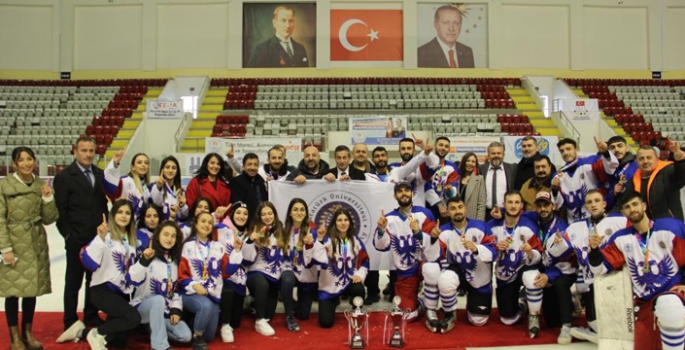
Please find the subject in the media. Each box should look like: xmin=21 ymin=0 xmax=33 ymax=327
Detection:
xmin=643 ymin=262 xmax=650 ymax=274
xmin=202 ymin=265 xmax=209 ymax=280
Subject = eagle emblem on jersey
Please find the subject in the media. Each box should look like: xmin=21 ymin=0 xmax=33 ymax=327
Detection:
xmin=498 ymin=249 xmax=524 ymax=279
xmin=260 ymin=245 xmax=284 ymax=275
xmin=150 ymin=277 xmax=173 ymax=315
xmin=451 ymin=251 xmax=478 ymax=282
xmin=113 ymin=251 xmax=133 ymax=289
xmin=628 ymin=257 xmax=676 ymax=296
xmin=390 ymin=234 xmax=417 ymax=267
xmin=128 ymin=192 xmax=143 ymax=217
xmin=573 ymin=246 xmax=593 ymax=282
xmin=564 ymin=182 xmax=588 ymax=221
xmin=190 ymin=257 xmax=221 ymax=290
xmin=329 ymin=255 xmax=355 ymax=287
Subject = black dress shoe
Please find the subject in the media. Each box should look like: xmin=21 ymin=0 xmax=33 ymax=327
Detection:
xmin=363 ymin=294 xmax=380 ymax=305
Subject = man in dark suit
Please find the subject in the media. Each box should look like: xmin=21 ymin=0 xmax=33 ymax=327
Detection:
xmin=53 ymin=136 xmax=109 ymax=331
xmin=478 ymin=141 xmax=517 ymax=221
xmin=418 ymin=5 xmax=474 ymax=68
xmin=246 ymin=5 xmax=310 ymax=68
xmin=229 ymin=153 xmax=267 ymax=217
xmin=323 ymin=145 xmax=366 ymax=181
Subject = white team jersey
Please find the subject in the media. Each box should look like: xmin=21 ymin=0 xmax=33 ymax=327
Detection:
xmin=595 ymin=218 xmax=685 ymax=301
xmin=178 ymin=238 xmax=231 ymax=303
xmin=426 ymin=220 xmax=496 ymax=292
xmin=129 ymin=256 xmax=183 ymax=317
xmin=387 ymin=152 xmax=438 ymax=206
xmin=304 ymin=236 xmax=370 ymax=300
xmin=81 ymin=232 xmax=138 ymax=294
xmin=243 ymin=232 xmax=287 ymax=282
xmin=487 ymin=217 xmax=542 ymax=283
xmin=374 ymin=206 xmax=436 ymax=277
xmin=149 ymin=182 xmax=189 ymax=222
xmin=103 ymin=159 xmax=150 ymax=220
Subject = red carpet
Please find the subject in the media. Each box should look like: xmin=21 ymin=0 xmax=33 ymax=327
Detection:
xmin=0 ymin=310 xmax=586 ymax=349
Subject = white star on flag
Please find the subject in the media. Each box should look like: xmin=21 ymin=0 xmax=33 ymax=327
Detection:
xmin=367 ymin=29 xmax=379 ymax=42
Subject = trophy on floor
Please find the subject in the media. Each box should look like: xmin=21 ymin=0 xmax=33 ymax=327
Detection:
xmin=383 ymin=296 xmax=408 ymax=348
xmin=344 ymin=296 xmax=369 ymax=349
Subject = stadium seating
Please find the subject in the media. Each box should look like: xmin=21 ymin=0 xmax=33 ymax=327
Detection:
xmin=0 ymin=79 xmax=166 ymax=175
xmin=565 ymin=78 xmax=685 ymax=157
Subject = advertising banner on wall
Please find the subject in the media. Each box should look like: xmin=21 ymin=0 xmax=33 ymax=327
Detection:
xmin=330 ymin=9 xmax=403 ymax=62
xmin=502 ymin=136 xmax=563 ymax=166
xmin=445 ymin=136 xmax=500 ymax=164
xmin=204 ymin=137 xmax=303 ymax=166
xmin=243 ymin=3 xmax=317 ymax=68
xmin=146 ymin=100 xmax=184 ymax=119
xmin=269 ymin=180 xmax=397 ymax=270
xmin=349 ymin=115 xmax=408 ymax=145
xmin=417 ymin=3 xmax=488 ymax=68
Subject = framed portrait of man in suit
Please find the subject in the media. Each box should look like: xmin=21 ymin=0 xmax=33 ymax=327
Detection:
xmin=417 ymin=3 xmax=488 ymax=68
xmin=243 ymin=3 xmax=317 ymax=68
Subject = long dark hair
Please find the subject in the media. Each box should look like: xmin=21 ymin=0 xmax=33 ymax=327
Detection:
xmin=137 ymin=203 xmax=162 ymax=231
xmin=249 ymin=201 xmax=286 ymax=251
xmin=284 ymin=198 xmax=310 ymax=252
xmin=459 ymin=152 xmax=479 ymax=176
xmin=327 ymin=208 xmax=356 ymax=257
xmin=109 ymin=199 xmax=138 ymax=248
xmin=187 ymin=196 xmax=214 ymax=223
xmin=186 ymin=212 xmax=215 ymax=242
xmin=152 ymin=221 xmax=183 ymax=262
xmin=194 ymin=153 xmax=229 ymax=183
xmin=159 ymin=156 xmax=183 ymax=197
xmin=11 ymin=146 xmax=36 ymax=164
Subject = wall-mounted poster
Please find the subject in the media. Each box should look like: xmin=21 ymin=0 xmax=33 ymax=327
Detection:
xmin=330 ymin=9 xmax=403 ymax=62
xmin=243 ymin=3 xmax=317 ymax=68
xmin=417 ymin=3 xmax=488 ymax=68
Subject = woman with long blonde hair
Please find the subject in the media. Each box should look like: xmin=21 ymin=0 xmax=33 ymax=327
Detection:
xmin=103 ymin=147 xmax=150 ymax=220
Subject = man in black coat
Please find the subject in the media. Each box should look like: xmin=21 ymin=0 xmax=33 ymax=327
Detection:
xmin=246 ymin=6 xmax=310 ymax=68
xmin=514 ymin=136 xmax=557 ymax=190
xmin=323 ymin=145 xmax=366 ymax=181
xmin=286 ymin=146 xmax=330 ymax=183
xmin=54 ymin=136 xmax=109 ymax=331
xmin=230 ymin=153 xmax=268 ymax=217
xmin=417 ymin=5 xmax=474 ymax=68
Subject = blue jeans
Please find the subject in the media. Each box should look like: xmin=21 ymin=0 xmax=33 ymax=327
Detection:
xmin=137 ymin=295 xmax=192 ymax=350
xmin=182 ymin=294 xmax=220 ymax=342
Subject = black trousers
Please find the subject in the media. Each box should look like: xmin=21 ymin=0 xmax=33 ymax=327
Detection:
xmin=280 ymin=271 xmax=297 ymax=317
xmin=364 ymin=271 xmax=380 ymax=297
xmin=295 ymin=282 xmax=318 ymax=321
xmin=220 ymin=284 xmax=245 ymax=329
xmin=90 ymin=284 xmax=141 ymax=348
xmin=542 ymin=273 xmax=576 ymax=327
xmin=63 ymin=238 xmax=99 ymax=329
xmin=582 ymin=284 xmax=597 ymax=323
xmin=246 ymin=274 xmax=278 ymax=320
xmin=4 ymin=297 xmax=36 ymax=327
xmin=495 ymin=274 xmax=524 ymax=319
xmin=318 ymin=283 xmax=366 ymax=329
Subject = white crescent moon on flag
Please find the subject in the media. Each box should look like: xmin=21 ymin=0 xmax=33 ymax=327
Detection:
xmin=339 ymin=19 xmax=367 ymax=52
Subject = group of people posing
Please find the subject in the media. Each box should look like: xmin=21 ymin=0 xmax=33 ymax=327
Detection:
xmin=1 ymin=132 xmax=685 ymax=350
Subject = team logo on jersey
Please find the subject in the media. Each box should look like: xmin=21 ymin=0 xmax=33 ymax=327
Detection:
xmin=519 ymin=234 xmax=525 ymax=243
xmin=472 ymin=236 xmax=478 ymax=242
xmin=625 ymin=243 xmax=633 ymax=254
xmin=309 ymin=190 xmax=372 ymax=243
xmin=659 ymin=241 xmax=667 ymax=249
xmin=605 ymin=229 xmax=612 ymax=236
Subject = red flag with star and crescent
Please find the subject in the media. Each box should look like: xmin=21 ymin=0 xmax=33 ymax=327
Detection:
xmin=330 ymin=10 xmax=403 ymax=61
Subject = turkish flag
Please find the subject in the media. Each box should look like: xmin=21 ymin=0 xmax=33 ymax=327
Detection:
xmin=330 ymin=10 xmax=403 ymax=61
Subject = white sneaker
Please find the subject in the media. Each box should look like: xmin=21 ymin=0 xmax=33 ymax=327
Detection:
xmin=255 ymin=318 xmax=275 ymax=336
xmin=570 ymin=326 xmax=598 ymax=344
xmin=558 ymin=325 xmax=572 ymax=345
xmin=86 ymin=328 xmax=108 ymax=350
xmin=56 ymin=320 xmax=85 ymax=343
xmin=221 ymin=324 xmax=234 ymax=343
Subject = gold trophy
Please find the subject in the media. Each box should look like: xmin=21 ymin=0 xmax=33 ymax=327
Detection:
xmin=383 ymin=296 xmax=407 ymax=347
xmin=344 ymin=296 xmax=369 ymax=349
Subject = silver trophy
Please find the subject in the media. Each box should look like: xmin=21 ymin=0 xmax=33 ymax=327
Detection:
xmin=383 ymin=296 xmax=407 ymax=348
xmin=344 ymin=296 xmax=369 ymax=349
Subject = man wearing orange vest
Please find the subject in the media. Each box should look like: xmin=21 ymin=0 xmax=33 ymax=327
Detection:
xmin=620 ymin=140 xmax=685 ymax=220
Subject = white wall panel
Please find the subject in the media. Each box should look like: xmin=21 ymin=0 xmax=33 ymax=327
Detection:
xmin=664 ymin=7 xmax=685 ymax=70
xmin=73 ymin=5 xmax=143 ymax=70
xmin=500 ymin=4 xmax=570 ymax=69
xmin=157 ymin=3 xmax=229 ymax=69
xmin=582 ymin=6 xmax=648 ymax=69
xmin=0 ymin=5 xmax=53 ymax=70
